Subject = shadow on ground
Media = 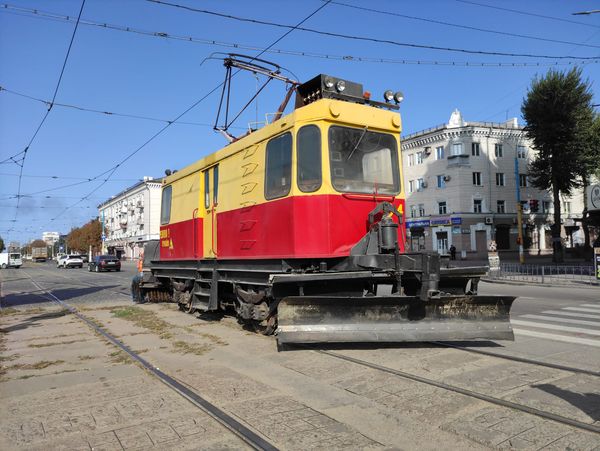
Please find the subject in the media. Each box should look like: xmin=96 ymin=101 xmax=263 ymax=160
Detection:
xmin=533 ymin=383 xmax=600 ymax=422
xmin=1 ymin=285 xmax=121 ymax=308
xmin=0 ymin=310 xmax=71 ymax=333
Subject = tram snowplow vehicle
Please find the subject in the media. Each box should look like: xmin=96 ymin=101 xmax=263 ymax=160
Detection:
xmin=142 ymin=72 xmax=514 ymax=345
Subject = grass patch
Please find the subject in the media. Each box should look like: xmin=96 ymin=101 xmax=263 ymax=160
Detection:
xmin=183 ymin=327 xmax=228 ymax=346
xmin=0 ymin=354 xmax=20 ymax=362
xmin=0 ymin=308 xmax=19 ymax=316
xmin=7 ymin=360 xmax=65 ymax=371
xmin=28 ymin=339 xmax=87 ymax=348
xmin=172 ymin=340 xmax=212 ymax=356
xmin=110 ymin=306 xmax=173 ymax=339
xmin=134 ymin=348 xmax=149 ymax=354
xmin=78 ymin=355 xmax=95 ymax=361
xmin=109 ymin=350 xmax=131 ymax=364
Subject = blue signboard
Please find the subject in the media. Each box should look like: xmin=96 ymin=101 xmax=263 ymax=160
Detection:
xmin=406 ymin=219 xmax=431 ymax=228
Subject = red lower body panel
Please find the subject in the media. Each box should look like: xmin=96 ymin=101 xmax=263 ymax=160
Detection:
xmin=160 ymin=218 xmax=203 ymax=260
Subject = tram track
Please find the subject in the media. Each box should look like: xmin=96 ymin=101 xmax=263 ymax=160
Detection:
xmin=309 ymin=348 xmax=600 ymax=436
xmin=18 ymin=269 xmax=279 ymax=451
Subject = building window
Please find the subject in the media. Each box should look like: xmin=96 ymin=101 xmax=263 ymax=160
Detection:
xmin=409 ymin=180 xmax=415 ymax=193
xmin=438 ymin=201 xmax=447 ymax=215
xmin=473 ymin=199 xmax=482 ymax=213
xmin=410 ymin=205 xmax=417 ymax=218
xmin=437 ymin=175 xmax=446 ymax=188
xmin=297 ymin=125 xmax=322 ymax=193
xmin=451 ymin=142 xmax=463 ymax=156
xmin=471 ymin=142 xmax=480 ymax=156
xmin=417 ymin=178 xmax=425 ymax=191
xmin=519 ymin=174 xmax=528 ymax=187
xmin=563 ymin=202 xmax=571 ymax=214
xmin=496 ymin=173 xmax=505 ymax=186
xmin=497 ymin=200 xmax=505 ymax=213
xmin=435 ymin=146 xmax=444 ymax=160
xmin=517 ymin=145 xmax=526 ymax=158
xmin=408 ymin=154 xmax=414 ymax=167
xmin=416 ymin=151 xmax=424 ymax=165
xmin=265 ymin=132 xmax=292 ymax=200
xmin=472 ymin=172 xmax=482 ymax=186
xmin=495 ymin=143 xmax=503 ymax=157
xmin=542 ymin=201 xmax=552 ymax=213
xmin=418 ymin=204 xmax=425 ymax=216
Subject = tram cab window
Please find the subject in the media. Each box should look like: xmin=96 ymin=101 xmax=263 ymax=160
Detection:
xmin=160 ymin=185 xmax=172 ymax=225
xmin=328 ymin=126 xmax=400 ymax=195
xmin=265 ymin=132 xmax=292 ymax=200
xmin=297 ymin=125 xmax=322 ymax=193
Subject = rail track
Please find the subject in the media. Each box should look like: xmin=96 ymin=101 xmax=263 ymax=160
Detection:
xmin=310 ymin=348 xmax=600 ymax=436
xmin=17 ymin=269 xmax=279 ymax=451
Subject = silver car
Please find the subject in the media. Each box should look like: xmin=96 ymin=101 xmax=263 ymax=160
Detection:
xmin=57 ymin=254 xmax=83 ymax=269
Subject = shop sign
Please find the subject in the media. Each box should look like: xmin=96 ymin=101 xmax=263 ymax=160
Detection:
xmin=595 ymin=248 xmax=600 ymax=280
xmin=406 ymin=219 xmax=431 ymax=228
xmin=452 ymin=226 xmax=461 ymax=234
xmin=431 ymin=217 xmax=462 ymax=226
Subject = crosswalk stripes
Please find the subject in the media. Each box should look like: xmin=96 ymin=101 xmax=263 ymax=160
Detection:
xmin=511 ymin=302 xmax=600 ymax=348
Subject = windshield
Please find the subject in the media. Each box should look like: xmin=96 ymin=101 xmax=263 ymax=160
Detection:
xmin=9 ymin=254 xmax=20 ymax=259
xmin=328 ymin=126 xmax=400 ymax=195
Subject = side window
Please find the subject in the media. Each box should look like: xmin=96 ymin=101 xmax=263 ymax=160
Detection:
xmin=160 ymin=185 xmax=172 ymax=225
xmin=204 ymin=170 xmax=210 ymax=209
xmin=265 ymin=132 xmax=292 ymax=200
xmin=213 ymin=165 xmax=219 ymax=205
xmin=297 ymin=125 xmax=322 ymax=192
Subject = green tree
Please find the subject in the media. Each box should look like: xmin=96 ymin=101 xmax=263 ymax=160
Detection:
xmin=521 ymin=67 xmax=594 ymax=263
xmin=579 ymin=114 xmax=600 ymax=255
xmin=67 ymin=219 xmax=101 ymax=253
xmin=0 ymin=235 xmax=4 ymax=252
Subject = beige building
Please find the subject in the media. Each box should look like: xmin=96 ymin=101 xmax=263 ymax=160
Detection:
xmin=98 ymin=176 xmax=162 ymax=260
xmin=401 ymin=110 xmax=584 ymax=258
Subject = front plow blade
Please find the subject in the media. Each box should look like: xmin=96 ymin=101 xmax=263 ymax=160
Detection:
xmin=276 ymin=295 xmax=515 ymax=344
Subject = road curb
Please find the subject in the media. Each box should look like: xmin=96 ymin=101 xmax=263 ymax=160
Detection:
xmin=481 ymin=278 xmax=599 ymax=289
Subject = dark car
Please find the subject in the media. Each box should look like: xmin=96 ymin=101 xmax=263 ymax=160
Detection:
xmin=88 ymin=255 xmax=121 ymax=272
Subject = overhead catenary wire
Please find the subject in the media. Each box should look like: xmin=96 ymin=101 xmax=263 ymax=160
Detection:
xmin=42 ymin=1 xmax=333 ymax=229
xmin=327 ymin=0 xmax=600 ymax=49
xmin=8 ymin=0 xmax=86 ymax=237
xmin=455 ymin=0 xmax=600 ymax=29
xmin=146 ymin=0 xmax=600 ymax=60
xmin=2 ymin=4 xmax=598 ymax=68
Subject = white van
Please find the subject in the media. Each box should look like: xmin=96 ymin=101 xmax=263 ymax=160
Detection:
xmin=0 ymin=252 xmax=22 ymax=269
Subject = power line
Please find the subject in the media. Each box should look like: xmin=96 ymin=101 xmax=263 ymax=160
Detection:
xmin=44 ymin=1 xmax=333 ymax=229
xmin=147 ymin=0 xmax=599 ymax=60
xmin=2 ymin=4 xmax=597 ymax=68
xmin=456 ymin=0 xmax=600 ymax=29
xmin=0 ymin=85 xmax=230 ymax=128
xmin=8 ymin=0 xmax=86 ymax=237
xmin=0 ymin=172 xmax=140 ymax=182
xmin=328 ymin=0 xmax=600 ymax=49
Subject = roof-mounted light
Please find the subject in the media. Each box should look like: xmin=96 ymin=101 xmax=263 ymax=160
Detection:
xmin=394 ymin=91 xmax=404 ymax=104
xmin=335 ymin=80 xmax=346 ymax=92
xmin=383 ymin=90 xmax=394 ymax=102
xmin=324 ymin=77 xmax=335 ymax=89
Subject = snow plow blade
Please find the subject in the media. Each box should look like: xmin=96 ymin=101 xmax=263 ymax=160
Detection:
xmin=276 ymin=295 xmax=515 ymax=344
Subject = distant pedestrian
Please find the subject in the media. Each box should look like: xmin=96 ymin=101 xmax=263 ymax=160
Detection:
xmin=131 ymin=251 xmax=145 ymax=303
xmin=449 ymin=245 xmax=456 ymax=260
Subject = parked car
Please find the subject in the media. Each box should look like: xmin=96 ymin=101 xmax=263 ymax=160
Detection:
xmin=0 ymin=252 xmax=22 ymax=269
xmin=88 ymin=255 xmax=121 ymax=272
xmin=57 ymin=254 xmax=83 ymax=269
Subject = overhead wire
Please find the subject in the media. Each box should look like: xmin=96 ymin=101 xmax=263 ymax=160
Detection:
xmin=43 ymin=0 xmax=333 ymax=227
xmin=1 ymin=4 xmax=597 ymax=68
xmin=0 ymin=172 xmax=140 ymax=182
xmin=146 ymin=0 xmax=600 ymax=60
xmin=455 ymin=0 xmax=600 ymax=29
xmin=0 ymin=85 xmax=236 ymax=128
xmin=8 ymin=0 xmax=86 ymax=237
xmin=327 ymin=0 xmax=600 ymax=49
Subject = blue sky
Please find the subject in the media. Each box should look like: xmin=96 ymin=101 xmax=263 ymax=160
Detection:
xmin=1 ymin=0 xmax=599 ymax=245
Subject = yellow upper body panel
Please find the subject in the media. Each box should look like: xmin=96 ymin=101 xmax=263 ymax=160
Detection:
xmin=163 ymin=98 xmax=404 ymax=223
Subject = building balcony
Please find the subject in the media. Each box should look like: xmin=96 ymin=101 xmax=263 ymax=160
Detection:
xmin=447 ymin=153 xmax=470 ymax=166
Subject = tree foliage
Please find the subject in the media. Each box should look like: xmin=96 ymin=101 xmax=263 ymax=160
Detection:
xmin=0 ymin=235 xmax=4 ymax=252
xmin=30 ymin=239 xmax=47 ymax=248
xmin=521 ymin=67 xmax=594 ymax=262
xmin=66 ymin=219 xmax=102 ymax=252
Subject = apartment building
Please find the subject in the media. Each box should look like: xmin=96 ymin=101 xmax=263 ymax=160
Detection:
xmin=98 ymin=176 xmax=162 ymax=259
xmin=402 ymin=110 xmax=584 ymax=258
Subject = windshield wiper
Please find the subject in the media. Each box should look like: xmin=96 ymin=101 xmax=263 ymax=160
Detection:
xmin=346 ymin=126 xmax=368 ymax=161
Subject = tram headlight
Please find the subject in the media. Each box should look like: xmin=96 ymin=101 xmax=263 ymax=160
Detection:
xmin=394 ymin=91 xmax=404 ymax=104
xmin=324 ymin=77 xmax=335 ymax=89
xmin=383 ymin=90 xmax=394 ymax=102
xmin=335 ymin=80 xmax=346 ymax=92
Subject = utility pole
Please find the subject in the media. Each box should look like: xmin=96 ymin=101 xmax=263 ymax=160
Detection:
xmin=515 ymin=154 xmax=525 ymax=264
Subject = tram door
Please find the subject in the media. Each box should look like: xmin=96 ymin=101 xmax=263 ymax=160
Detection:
xmin=203 ymin=165 xmax=219 ymax=258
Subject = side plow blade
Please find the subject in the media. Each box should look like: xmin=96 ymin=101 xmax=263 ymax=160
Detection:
xmin=276 ymin=295 xmax=515 ymax=344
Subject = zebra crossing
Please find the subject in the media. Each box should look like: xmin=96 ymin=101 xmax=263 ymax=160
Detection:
xmin=511 ymin=303 xmax=600 ymax=348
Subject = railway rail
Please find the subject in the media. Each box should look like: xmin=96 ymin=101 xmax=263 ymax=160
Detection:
xmin=309 ymin=348 xmax=600 ymax=436
xmin=17 ymin=269 xmax=279 ymax=451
